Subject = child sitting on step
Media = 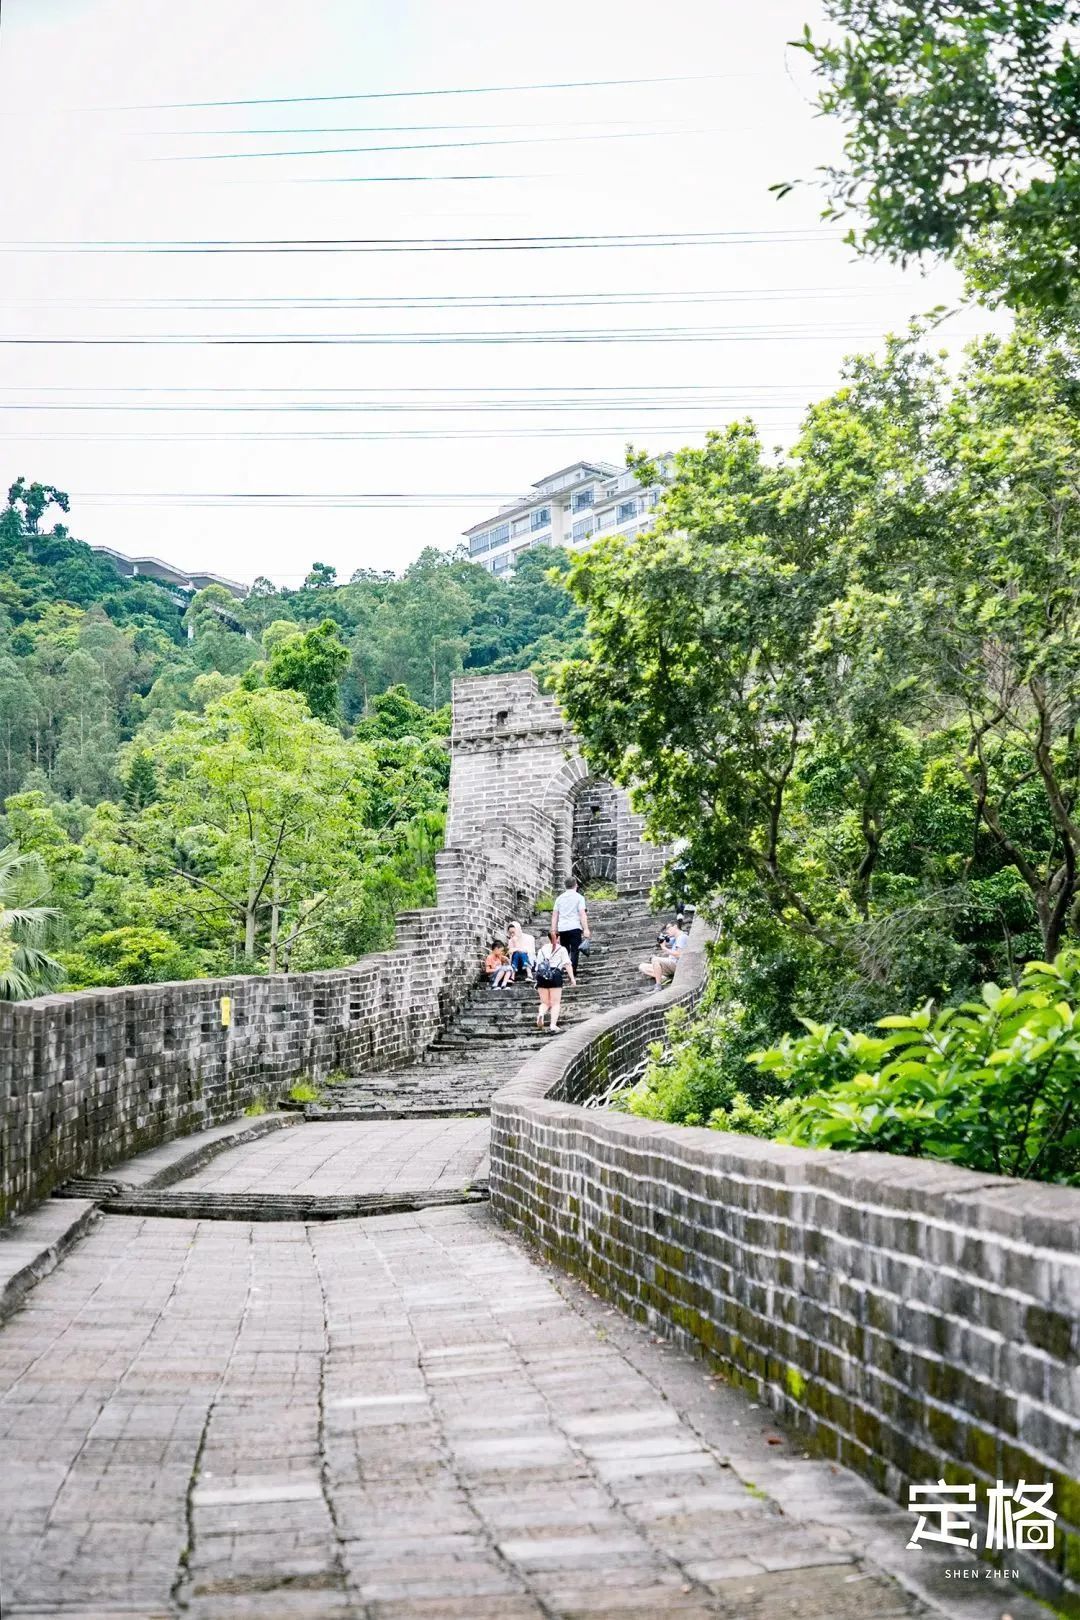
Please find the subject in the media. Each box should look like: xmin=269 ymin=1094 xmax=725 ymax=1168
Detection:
xmin=485 ymin=941 xmax=513 ymax=989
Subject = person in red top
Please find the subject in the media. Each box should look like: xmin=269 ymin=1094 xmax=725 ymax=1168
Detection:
xmin=485 ymin=942 xmax=512 ymax=989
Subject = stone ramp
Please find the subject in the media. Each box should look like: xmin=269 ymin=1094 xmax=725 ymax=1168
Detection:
xmin=0 ymin=1202 xmax=961 ymax=1620
xmin=312 ymin=897 xmax=663 ymax=1119
xmin=95 ymin=1119 xmax=492 ymax=1222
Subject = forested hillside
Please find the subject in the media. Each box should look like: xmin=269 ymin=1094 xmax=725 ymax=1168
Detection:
xmin=0 ymin=477 xmax=585 ymax=992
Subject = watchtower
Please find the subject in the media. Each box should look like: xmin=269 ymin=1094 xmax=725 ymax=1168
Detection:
xmin=447 ymin=673 xmax=667 ymax=896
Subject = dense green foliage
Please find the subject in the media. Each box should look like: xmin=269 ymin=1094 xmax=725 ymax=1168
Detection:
xmin=567 ymin=319 xmax=1080 ymax=1182
xmin=788 ymin=1 xmax=1080 ymax=313
xmin=631 ymin=955 xmax=1080 ymax=1185
xmin=0 ymin=478 xmax=585 ymax=994
xmin=0 ymin=843 xmax=63 ymax=1000
xmin=753 ymin=953 xmax=1080 ymax=1182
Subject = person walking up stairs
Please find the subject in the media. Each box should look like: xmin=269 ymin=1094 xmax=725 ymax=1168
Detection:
xmin=313 ymin=896 xmax=659 ymax=1119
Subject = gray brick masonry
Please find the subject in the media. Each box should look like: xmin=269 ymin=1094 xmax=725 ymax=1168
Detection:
xmin=0 ymin=674 xmax=665 ymax=1222
xmin=488 ymin=923 xmax=1080 ymax=1608
xmin=0 ymin=824 xmax=545 ymax=1221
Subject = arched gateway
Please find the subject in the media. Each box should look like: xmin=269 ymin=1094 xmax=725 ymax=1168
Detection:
xmin=446 ymin=672 xmax=667 ymax=897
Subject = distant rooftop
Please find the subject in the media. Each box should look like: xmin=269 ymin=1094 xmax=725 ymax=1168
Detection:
xmin=532 ymin=460 xmax=621 ymax=488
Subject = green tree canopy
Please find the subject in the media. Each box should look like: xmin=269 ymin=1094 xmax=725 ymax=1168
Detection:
xmin=124 ymin=687 xmax=375 ymax=969
xmin=790 ymin=0 xmax=1080 ymax=312
xmin=264 ymin=618 xmax=350 ymax=724
xmin=560 ymin=322 xmax=1080 ymax=1030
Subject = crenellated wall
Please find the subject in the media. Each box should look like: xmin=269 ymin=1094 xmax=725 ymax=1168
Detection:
xmin=0 ymin=818 xmax=551 ymax=1221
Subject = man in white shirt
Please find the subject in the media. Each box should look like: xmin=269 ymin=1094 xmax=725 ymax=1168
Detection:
xmin=638 ymin=919 xmax=689 ymax=987
xmin=550 ymin=877 xmax=590 ymax=973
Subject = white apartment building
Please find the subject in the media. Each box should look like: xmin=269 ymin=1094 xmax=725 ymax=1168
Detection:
xmin=463 ymin=457 xmax=670 ymax=575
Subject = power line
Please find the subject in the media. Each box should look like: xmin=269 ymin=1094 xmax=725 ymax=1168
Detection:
xmin=154 ymin=126 xmax=718 ymax=161
xmin=120 ymin=71 xmax=751 ymax=112
xmin=217 ymin=173 xmax=530 ymax=185
xmin=0 ymin=288 xmax=902 ymax=311
xmin=0 ymin=395 xmax=829 ymax=416
xmin=0 ymin=403 xmax=815 ymax=418
xmin=0 ymin=382 xmax=830 ymax=394
xmin=1 ymin=229 xmax=843 ymax=256
xmin=0 ymin=324 xmax=897 ymax=347
xmin=1 ymin=420 xmax=806 ymax=442
xmin=168 ymin=118 xmax=704 ymax=135
xmin=69 ymin=493 xmax=536 ymax=508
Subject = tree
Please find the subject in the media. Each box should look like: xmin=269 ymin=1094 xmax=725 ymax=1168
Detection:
xmin=560 ymin=325 xmax=1080 ymax=1032
xmin=304 ymin=561 xmax=337 ymax=591
xmin=0 ymin=844 xmax=63 ymax=999
xmin=62 ymin=926 xmax=201 ymax=989
xmin=51 ymin=648 xmax=120 ymax=802
xmin=261 ymin=619 xmax=304 ymax=654
xmin=558 ymin=424 xmax=911 ymax=998
xmin=125 ymin=687 xmax=375 ymax=968
xmin=354 ymin=684 xmax=446 ymax=742
xmin=184 ymin=585 xmax=253 ymax=676
xmin=4 ymin=477 xmax=70 ymax=537
xmin=384 ymin=550 xmax=469 ymax=708
xmin=463 ymin=546 xmax=586 ymax=677
xmin=787 ymin=1 xmax=1080 ymax=312
xmin=0 ymin=655 xmax=36 ymax=798
xmin=264 ymin=618 xmax=349 ymax=724
xmin=924 ymin=323 xmax=1080 ymax=953
xmin=122 ymin=747 xmax=158 ymax=809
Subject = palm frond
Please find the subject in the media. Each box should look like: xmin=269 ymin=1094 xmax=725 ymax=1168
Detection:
xmin=0 ymin=906 xmax=60 ymax=934
xmin=0 ymin=844 xmax=65 ymax=999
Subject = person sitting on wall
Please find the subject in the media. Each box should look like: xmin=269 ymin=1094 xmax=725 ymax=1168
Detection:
xmin=506 ymin=920 xmax=536 ymax=984
xmin=485 ymin=940 xmax=513 ymax=989
xmin=638 ymin=919 xmax=689 ymax=988
xmin=550 ymin=875 xmax=590 ymax=973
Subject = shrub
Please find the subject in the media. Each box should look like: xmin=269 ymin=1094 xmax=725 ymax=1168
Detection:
xmin=625 ymin=1002 xmax=779 ymax=1127
xmin=62 ymin=926 xmax=204 ymax=988
xmin=707 ymin=1090 xmax=802 ymax=1139
xmin=749 ymin=953 xmax=1080 ymax=1184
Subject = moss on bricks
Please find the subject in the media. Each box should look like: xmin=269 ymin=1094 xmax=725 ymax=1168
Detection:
xmin=784 ymin=1365 xmax=807 ymax=1402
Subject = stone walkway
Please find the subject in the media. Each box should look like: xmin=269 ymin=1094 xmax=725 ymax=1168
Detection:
xmin=0 ymin=1193 xmax=1043 ymax=1619
xmin=0 ymin=1203 xmax=920 ymax=1620
xmin=173 ymin=1119 xmax=491 ymax=1198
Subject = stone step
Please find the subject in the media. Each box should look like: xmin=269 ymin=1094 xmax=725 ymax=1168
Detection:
xmin=313 ymin=895 xmax=667 ymax=1118
xmin=100 ymin=1185 xmax=489 ymax=1221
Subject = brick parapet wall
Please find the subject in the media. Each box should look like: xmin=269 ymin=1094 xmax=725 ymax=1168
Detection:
xmin=1 ymin=813 xmax=552 ymax=1223
xmin=0 ymin=671 xmax=660 ymax=1224
xmin=488 ymin=922 xmax=1080 ymax=1606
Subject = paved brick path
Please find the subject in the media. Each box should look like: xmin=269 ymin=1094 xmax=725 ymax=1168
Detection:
xmin=0 ymin=1201 xmax=951 ymax=1620
xmin=173 ymin=1119 xmax=490 ymax=1198
xmin=0 ymin=1184 xmax=1046 ymax=1620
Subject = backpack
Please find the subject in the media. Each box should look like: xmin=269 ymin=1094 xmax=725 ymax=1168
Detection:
xmin=535 ymin=948 xmax=563 ymax=986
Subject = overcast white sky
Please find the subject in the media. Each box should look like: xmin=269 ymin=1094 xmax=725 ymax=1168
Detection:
xmin=1 ymin=0 xmax=992 ymax=585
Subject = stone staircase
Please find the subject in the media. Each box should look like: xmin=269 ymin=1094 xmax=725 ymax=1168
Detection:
xmin=309 ymin=897 xmax=661 ymax=1119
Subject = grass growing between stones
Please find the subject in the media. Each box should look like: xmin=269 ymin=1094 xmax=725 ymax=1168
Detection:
xmin=288 ymin=1080 xmax=322 ymax=1104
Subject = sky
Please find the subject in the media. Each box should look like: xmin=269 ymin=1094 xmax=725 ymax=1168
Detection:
xmin=0 ymin=0 xmax=995 ymax=586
